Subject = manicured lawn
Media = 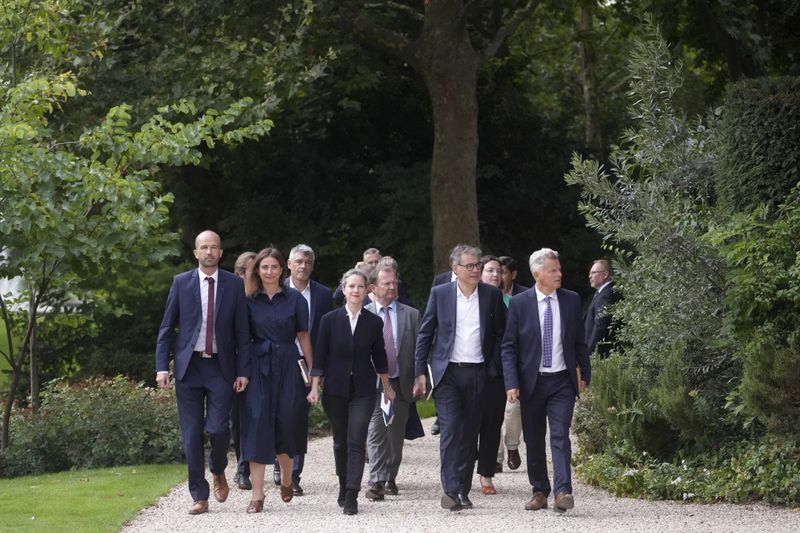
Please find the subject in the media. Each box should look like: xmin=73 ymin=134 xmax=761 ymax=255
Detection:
xmin=0 ymin=464 xmax=186 ymax=533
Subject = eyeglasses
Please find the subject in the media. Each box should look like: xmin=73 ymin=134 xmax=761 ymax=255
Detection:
xmin=589 ymin=270 xmax=608 ymax=275
xmin=458 ymin=263 xmax=481 ymax=271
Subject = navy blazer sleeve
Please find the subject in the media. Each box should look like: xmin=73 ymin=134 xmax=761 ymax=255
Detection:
xmin=155 ymin=275 xmax=182 ymax=373
xmin=415 ymin=287 xmax=439 ymax=378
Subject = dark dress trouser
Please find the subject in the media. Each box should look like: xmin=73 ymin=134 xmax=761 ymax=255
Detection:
xmin=434 ymin=362 xmax=487 ymax=496
xmin=520 ymin=370 xmax=576 ymax=496
xmin=475 ymin=374 xmax=506 ymax=477
xmin=175 ymin=355 xmax=233 ymax=502
xmin=323 ymin=384 xmax=374 ymax=491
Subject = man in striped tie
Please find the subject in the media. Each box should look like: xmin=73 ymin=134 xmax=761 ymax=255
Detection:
xmin=500 ymin=248 xmax=590 ymax=514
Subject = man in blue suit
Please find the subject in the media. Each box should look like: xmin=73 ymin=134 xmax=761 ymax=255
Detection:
xmin=502 ymin=248 xmax=590 ymax=514
xmin=413 ymin=244 xmax=507 ymax=511
xmin=272 ymin=243 xmax=334 ymax=495
xmin=156 ymin=230 xmax=250 ymax=515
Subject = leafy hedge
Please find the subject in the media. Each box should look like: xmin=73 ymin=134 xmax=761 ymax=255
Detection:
xmin=576 ymin=436 xmax=800 ymax=506
xmin=716 ymin=76 xmax=800 ymax=213
xmin=0 ymin=376 xmax=182 ymax=478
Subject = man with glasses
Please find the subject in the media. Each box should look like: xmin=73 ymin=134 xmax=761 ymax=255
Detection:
xmin=585 ymin=259 xmax=620 ymax=358
xmin=413 ymin=244 xmax=507 ymax=511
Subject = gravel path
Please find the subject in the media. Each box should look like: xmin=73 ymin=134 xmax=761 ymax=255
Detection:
xmin=122 ymin=418 xmax=799 ymax=532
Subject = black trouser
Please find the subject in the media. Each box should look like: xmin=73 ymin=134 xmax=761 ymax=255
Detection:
xmin=475 ymin=374 xmax=506 ymax=477
xmin=323 ymin=390 xmax=374 ymax=491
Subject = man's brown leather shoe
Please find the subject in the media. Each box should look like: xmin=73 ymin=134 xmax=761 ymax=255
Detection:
xmin=188 ymin=500 xmax=209 ymax=515
xmin=525 ymin=491 xmax=548 ymax=511
xmin=212 ymin=473 xmax=229 ymax=503
xmin=507 ymin=449 xmax=522 ymax=470
xmin=554 ymin=491 xmax=574 ymax=513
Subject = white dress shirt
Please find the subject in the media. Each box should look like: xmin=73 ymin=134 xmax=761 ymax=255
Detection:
xmin=346 ymin=306 xmax=361 ymax=335
xmin=193 ymin=269 xmax=219 ymax=353
xmin=535 ymin=286 xmax=565 ymax=373
xmin=450 ymin=284 xmax=483 ymax=364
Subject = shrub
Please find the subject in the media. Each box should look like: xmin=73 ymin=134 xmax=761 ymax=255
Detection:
xmin=576 ymin=435 xmax=800 ymax=506
xmin=0 ymin=376 xmax=182 ymax=478
xmin=716 ymin=76 xmax=800 ymax=213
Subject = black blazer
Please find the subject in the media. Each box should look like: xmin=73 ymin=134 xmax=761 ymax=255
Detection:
xmin=431 ymin=271 xmax=453 ymax=287
xmin=584 ymin=281 xmax=620 ymax=356
xmin=311 ymin=307 xmax=388 ymax=398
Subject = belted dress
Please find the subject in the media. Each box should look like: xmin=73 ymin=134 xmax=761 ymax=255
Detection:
xmin=241 ymin=287 xmax=309 ymax=464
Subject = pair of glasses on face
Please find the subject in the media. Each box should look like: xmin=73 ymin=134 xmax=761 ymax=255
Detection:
xmin=458 ymin=263 xmax=481 ymax=271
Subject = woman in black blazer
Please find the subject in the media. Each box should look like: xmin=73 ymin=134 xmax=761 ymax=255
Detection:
xmin=307 ymin=268 xmax=395 ymax=515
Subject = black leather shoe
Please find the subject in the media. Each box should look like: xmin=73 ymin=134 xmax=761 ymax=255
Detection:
xmin=431 ymin=418 xmax=440 ymax=436
xmin=507 ymin=448 xmax=522 ymax=470
xmin=337 ymin=478 xmax=347 ymax=507
xmin=272 ymin=466 xmax=281 ymax=486
xmin=440 ymin=492 xmax=463 ymax=511
xmin=458 ymin=493 xmax=473 ymax=509
xmin=237 ymin=473 xmax=252 ymax=490
xmin=343 ymin=489 xmax=359 ymax=515
xmin=385 ymin=480 xmax=398 ymax=495
xmin=365 ymin=482 xmax=385 ymax=501
xmin=292 ymin=480 xmax=303 ymax=496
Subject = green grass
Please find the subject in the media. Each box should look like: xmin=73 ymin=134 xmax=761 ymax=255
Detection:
xmin=415 ymin=398 xmax=436 ymax=419
xmin=0 ymin=464 xmax=186 ymax=533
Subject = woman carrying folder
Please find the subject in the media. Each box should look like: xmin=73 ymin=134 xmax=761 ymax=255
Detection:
xmin=307 ymin=268 xmax=395 ymax=516
xmin=240 ymin=247 xmax=314 ymax=513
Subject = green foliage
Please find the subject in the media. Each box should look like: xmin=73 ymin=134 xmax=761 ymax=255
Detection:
xmin=0 ymin=377 xmax=181 ymax=477
xmin=716 ymin=76 xmax=800 ymax=213
xmin=576 ymin=435 xmax=800 ymax=506
xmin=565 ymin=21 xmax=738 ymax=451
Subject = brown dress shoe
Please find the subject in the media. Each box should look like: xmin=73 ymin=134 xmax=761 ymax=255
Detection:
xmin=212 ymin=473 xmax=229 ymax=503
xmin=554 ymin=491 xmax=575 ymax=513
xmin=280 ymin=483 xmax=293 ymax=503
xmin=246 ymin=499 xmax=264 ymax=513
xmin=188 ymin=500 xmax=209 ymax=515
xmin=507 ymin=449 xmax=522 ymax=470
xmin=525 ymin=491 xmax=548 ymax=511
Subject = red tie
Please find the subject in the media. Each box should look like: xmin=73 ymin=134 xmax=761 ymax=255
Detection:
xmin=205 ymin=277 xmax=215 ymax=354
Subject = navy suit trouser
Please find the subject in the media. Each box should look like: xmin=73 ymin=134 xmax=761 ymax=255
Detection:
xmin=175 ymin=355 xmax=233 ymax=502
xmin=434 ymin=363 xmax=487 ymax=496
xmin=520 ymin=370 xmax=576 ymax=497
xmin=475 ymin=374 xmax=506 ymax=477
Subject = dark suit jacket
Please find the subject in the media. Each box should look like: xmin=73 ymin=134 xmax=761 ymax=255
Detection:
xmin=365 ymin=300 xmax=421 ymax=402
xmin=584 ymin=281 xmax=620 ymax=357
xmin=311 ymin=307 xmax=389 ymax=398
xmin=415 ymin=282 xmax=507 ymax=386
xmin=501 ymin=287 xmax=590 ymax=400
xmin=432 ymin=271 xmax=454 ymax=287
xmin=284 ymin=278 xmax=334 ymax=349
xmin=156 ymin=268 xmax=250 ymax=384
xmin=511 ymin=283 xmax=528 ymax=295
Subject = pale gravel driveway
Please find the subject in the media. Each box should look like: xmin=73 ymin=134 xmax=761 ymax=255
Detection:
xmin=122 ymin=418 xmax=799 ymax=533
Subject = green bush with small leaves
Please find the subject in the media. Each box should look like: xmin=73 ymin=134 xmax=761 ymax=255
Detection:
xmin=0 ymin=376 xmax=182 ymax=478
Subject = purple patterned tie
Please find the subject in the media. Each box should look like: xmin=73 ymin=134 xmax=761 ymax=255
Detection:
xmin=542 ymin=296 xmax=552 ymax=367
xmin=383 ymin=306 xmax=397 ymax=377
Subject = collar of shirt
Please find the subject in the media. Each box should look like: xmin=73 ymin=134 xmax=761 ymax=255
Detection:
xmin=345 ymin=306 xmax=361 ymax=322
xmin=289 ymin=277 xmax=311 ymax=298
xmin=535 ymin=285 xmax=557 ymax=303
xmin=456 ymin=282 xmax=479 ymax=301
xmin=378 ymin=299 xmax=397 ymax=314
xmin=198 ymin=269 xmax=219 ymax=284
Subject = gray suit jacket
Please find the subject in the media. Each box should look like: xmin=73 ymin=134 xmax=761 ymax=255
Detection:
xmin=366 ymin=300 xmax=421 ymax=403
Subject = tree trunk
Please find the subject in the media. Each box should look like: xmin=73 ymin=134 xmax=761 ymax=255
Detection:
xmin=578 ymin=1 xmax=604 ymax=162
xmin=419 ymin=3 xmax=481 ymax=272
xmin=1 ymin=368 xmax=21 ymax=449
xmin=28 ymin=295 xmax=39 ymax=411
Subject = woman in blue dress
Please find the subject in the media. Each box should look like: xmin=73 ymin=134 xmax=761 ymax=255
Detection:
xmin=241 ymin=247 xmax=313 ymax=513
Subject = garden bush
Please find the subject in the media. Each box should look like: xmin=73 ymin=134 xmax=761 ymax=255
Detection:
xmin=0 ymin=376 xmax=182 ymax=478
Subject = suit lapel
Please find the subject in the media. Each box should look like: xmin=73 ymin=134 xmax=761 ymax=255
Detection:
xmin=528 ymin=289 xmax=542 ymax=342
xmin=308 ymin=282 xmax=317 ymax=332
xmin=478 ymin=283 xmax=487 ymax=344
xmin=215 ymin=272 xmax=224 ymax=316
xmin=191 ymin=269 xmax=202 ymax=308
xmin=557 ymin=288 xmax=567 ymax=342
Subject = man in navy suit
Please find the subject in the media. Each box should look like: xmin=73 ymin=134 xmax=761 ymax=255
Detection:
xmin=272 ymin=244 xmax=334 ymax=495
xmin=502 ymin=248 xmax=590 ymax=513
xmin=413 ymin=244 xmax=507 ymax=511
xmin=156 ymin=230 xmax=250 ymax=515
xmin=585 ymin=259 xmax=620 ymax=358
